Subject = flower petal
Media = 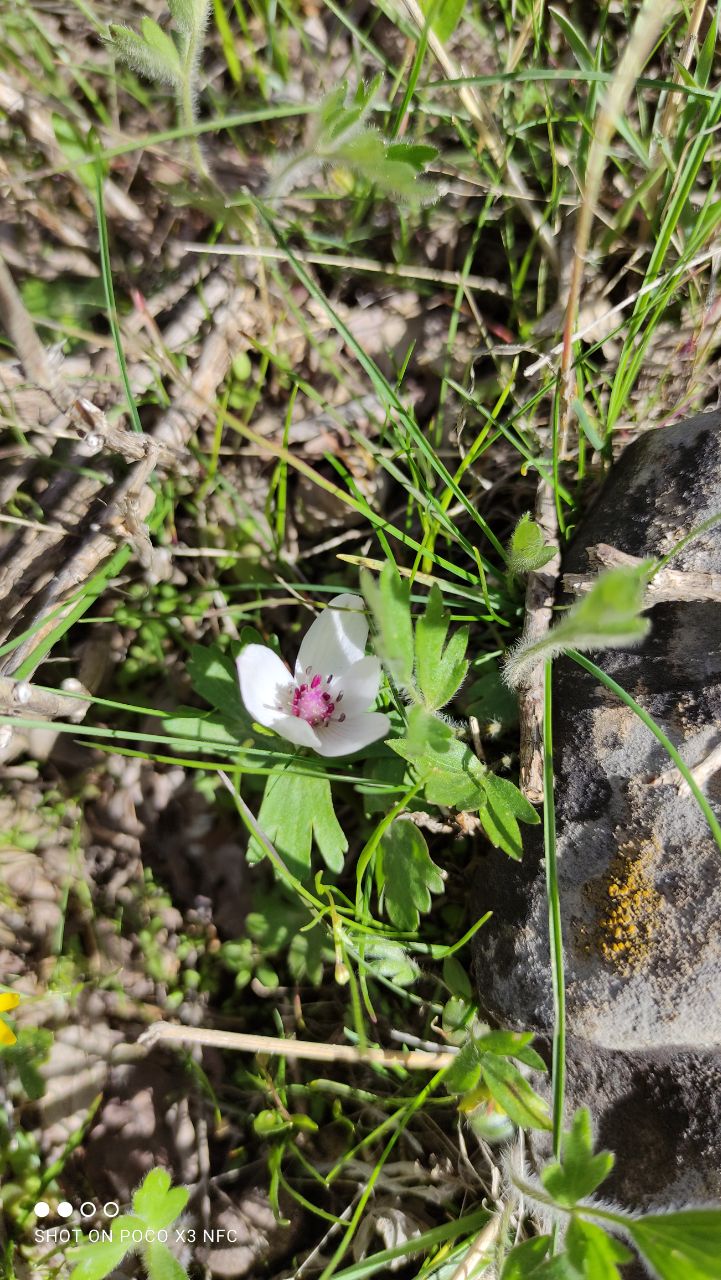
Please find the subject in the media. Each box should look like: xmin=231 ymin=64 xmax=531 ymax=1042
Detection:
xmin=268 ymin=713 xmax=322 ymax=750
xmin=336 ymin=656 xmax=382 ymax=715
xmin=0 ymin=1019 xmax=16 ymax=1046
xmin=295 ymin=594 xmax=368 ymax=681
xmin=312 ymin=712 xmax=391 ymax=757
xmin=237 ymin=645 xmax=294 ymax=730
xmin=0 ymin=993 xmax=19 ymax=1013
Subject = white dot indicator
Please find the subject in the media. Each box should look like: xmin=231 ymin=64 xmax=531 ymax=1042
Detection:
xmin=104 ymin=1202 xmax=119 ymax=1218
xmin=57 ymin=1201 xmax=73 ymax=1218
xmin=34 ymin=1202 xmax=50 ymax=1218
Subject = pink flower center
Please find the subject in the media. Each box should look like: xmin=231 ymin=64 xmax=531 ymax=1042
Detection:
xmin=291 ymin=673 xmax=336 ymax=726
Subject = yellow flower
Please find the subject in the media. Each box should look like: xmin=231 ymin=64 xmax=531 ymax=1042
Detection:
xmin=0 ymin=992 xmax=20 ymax=1046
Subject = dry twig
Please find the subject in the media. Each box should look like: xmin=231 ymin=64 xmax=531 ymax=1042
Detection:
xmin=139 ymin=1021 xmax=457 ymax=1070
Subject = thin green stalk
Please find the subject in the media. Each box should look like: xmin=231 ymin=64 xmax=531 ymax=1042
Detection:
xmin=318 ymin=1068 xmax=448 ymax=1280
xmin=568 ymin=651 xmax=721 ymax=854
xmin=543 ymin=660 xmax=566 ymax=1160
xmin=94 ymin=162 xmax=143 ymax=434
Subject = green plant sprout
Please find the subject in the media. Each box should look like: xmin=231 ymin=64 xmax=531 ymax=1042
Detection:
xmin=68 ymin=1169 xmax=190 ymax=1280
xmin=500 ymin=1108 xmax=721 ymax=1279
xmin=108 ymin=0 xmax=211 ymax=178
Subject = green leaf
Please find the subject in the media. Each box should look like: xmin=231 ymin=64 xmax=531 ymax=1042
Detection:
xmin=573 ymin=398 xmax=606 ymax=452
xmin=144 ymin=1239 xmax=191 ymax=1280
xmin=415 ymin=584 xmax=469 ymax=711
xmin=386 ymin=142 xmax=438 ymax=170
xmin=68 ymin=1241 xmax=130 ymax=1280
xmin=443 ymin=955 xmax=473 ymax=1000
xmin=443 ymin=1040 xmax=483 ymax=1093
xmin=288 ymin=923 xmax=329 ymax=985
xmin=318 ymin=75 xmax=381 ymax=144
xmin=445 ymin=1029 xmax=547 ymax=1100
xmin=566 ymin=1219 xmax=631 ymax=1280
xmin=337 ymin=131 xmax=437 ymax=205
xmin=108 ymin=24 xmax=181 ymax=86
xmin=51 ymin=116 xmax=96 ymax=188
xmin=133 ymin=1168 xmax=189 ymax=1231
xmin=482 ymin=773 xmax=540 ymax=826
xmin=500 ymin=1236 xmax=553 ymax=1279
xmin=161 ymin=708 xmax=241 ymax=753
xmin=213 ymin=0 xmax=241 ymax=82
xmin=68 ymin=1218 xmax=141 ymax=1280
xmin=362 ymin=938 xmax=420 ymax=987
xmin=420 ymin=0 xmax=466 ymax=42
xmin=389 ymin=706 xmax=487 ymax=809
xmin=479 ymin=1054 xmax=553 ymax=1131
xmin=534 ymin=1258 xmax=581 ymax=1279
xmin=479 ymin=800 xmax=523 ymax=861
xmin=187 ymin=644 xmax=246 ymax=724
xmin=541 ymin=1109 xmax=614 ymax=1207
xmin=361 ymin=561 xmax=415 ymax=687
xmin=380 ymin=818 xmax=444 ymax=931
xmin=474 ymin=1029 xmax=547 ymax=1072
xmin=479 ymin=771 xmax=539 ymax=860
xmin=625 ymin=1210 xmax=721 ymax=1280
xmin=1 ymin=1027 xmax=52 ymax=1100
xmin=550 ymin=8 xmax=593 ymax=69
xmin=140 ymin=17 xmax=183 ymax=70
xmin=168 ymin=0 xmax=209 ymax=36
xmin=503 ymin=564 xmax=652 ymax=688
xmin=508 ymin=514 xmax=556 ymax=575
xmin=248 ymin=771 xmax=348 ymax=876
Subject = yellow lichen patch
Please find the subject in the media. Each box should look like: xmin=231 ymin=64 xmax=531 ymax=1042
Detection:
xmin=592 ymin=837 xmax=663 ymax=974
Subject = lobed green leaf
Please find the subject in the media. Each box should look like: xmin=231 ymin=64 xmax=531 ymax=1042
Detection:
xmin=415 ymin=584 xmax=469 ymax=711
xmin=380 ymin=818 xmax=444 ymax=931
xmin=541 ymin=1109 xmax=614 ymax=1207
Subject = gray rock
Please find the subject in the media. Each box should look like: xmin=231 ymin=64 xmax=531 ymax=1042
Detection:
xmin=473 ymin=412 xmax=721 ymax=1207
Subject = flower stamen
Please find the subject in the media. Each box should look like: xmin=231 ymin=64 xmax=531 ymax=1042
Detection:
xmin=291 ymin=671 xmax=337 ymax=726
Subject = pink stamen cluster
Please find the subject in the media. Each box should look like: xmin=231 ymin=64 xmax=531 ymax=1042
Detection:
xmin=291 ymin=672 xmax=344 ymax=727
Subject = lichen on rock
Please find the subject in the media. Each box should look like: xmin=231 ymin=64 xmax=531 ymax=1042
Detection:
xmin=473 ymin=411 xmax=721 ymax=1209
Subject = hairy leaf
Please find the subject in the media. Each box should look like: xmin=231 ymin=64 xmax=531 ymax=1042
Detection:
xmin=566 ymin=1219 xmax=631 ymax=1280
xmin=133 ymin=1168 xmax=188 ymax=1231
xmin=144 ymin=1240 xmax=191 ymax=1280
xmin=508 ymin=513 xmax=556 ymax=575
xmin=362 ymin=561 xmax=415 ymax=687
xmin=541 ymin=1109 xmax=614 ymax=1207
xmin=108 ymin=24 xmax=181 ymax=86
xmin=415 ymin=584 xmax=469 ymax=711
xmin=504 ymin=565 xmax=652 ymax=689
xmin=625 ymin=1210 xmax=721 ymax=1279
xmin=68 ymin=1218 xmax=141 ymax=1280
xmin=500 ymin=1236 xmax=553 ymax=1279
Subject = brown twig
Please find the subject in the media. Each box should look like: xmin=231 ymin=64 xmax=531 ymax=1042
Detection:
xmin=139 ymin=1021 xmax=457 ymax=1070
xmin=563 ymin=543 xmax=721 ymax=603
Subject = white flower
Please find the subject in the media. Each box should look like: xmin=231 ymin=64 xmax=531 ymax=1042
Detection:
xmin=237 ymin=593 xmax=390 ymax=757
